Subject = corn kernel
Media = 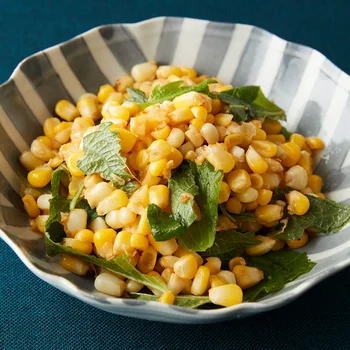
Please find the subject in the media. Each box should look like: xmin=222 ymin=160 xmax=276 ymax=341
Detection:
xmin=75 ymin=229 xmax=94 ymax=243
xmin=209 ymin=284 xmax=243 ymax=307
xmin=255 ymin=204 xmax=284 ymax=223
xmin=262 ymin=119 xmax=282 ymax=134
xmin=225 ymin=197 xmax=242 ymax=214
xmin=63 ymin=238 xmax=92 ymax=255
xmin=286 ymin=190 xmax=310 ymax=215
xmin=157 ymin=291 xmax=175 ymax=304
xmin=286 ymin=231 xmax=309 ymax=248
xmin=27 ymin=167 xmax=53 ymax=188
xmin=148 ymin=185 xmax=169 ymax=209
xmin=109 ymin=127 xmax=137 ymax=153
xmin=227 ymin=169 xmax=251 ymax=193
xmin=206 ymin=144 xmax=236 ymax=173
xmin=257 ymin=189 xmax=273 ymax=206
xmin=229 ymin=257 xmax=246 ymax=271
xmin=305 ymin=137 xmax=325 ymax=150
xmin=246 ymin=146 xmax=269 ymax=174
xmin=233 ymin=265 xmax=264 ymax=289
xmin=191 ymin=266 xmax=210 ymax=296
xmin=22 ymin=194 xmax=40 ymax=218
xmin=308 ymin=174 xmax=323 ymax=193
xmin=66 ymin=151 xmax=85 ymax=177
xmin=93 ymin=229 xmax=117 ymax=250
xmin=148 ymin=235 xmax=178 ymax=255
xmin=151 ymin=125 xmax=171 ymax=140
xmin=137 ymin=246 xmax=158 ymax=274
xmin=61 ymin=254 xmax=90 ymax=276
xmin=266 ymin=134 xmax=286 ymax=144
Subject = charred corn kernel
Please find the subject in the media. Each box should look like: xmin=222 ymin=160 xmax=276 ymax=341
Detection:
xmin=250 ymin=173 xmax=264 ymax=190
xmin=157 ymin=291 xmax=175 ymax=304
xmin=286 ymin=190 xmax=310 ymax=215
xmin=200 ymin=123 xmax=219 ymax=144
xmin=246 ymin=146 xmax=269 ymax=174
xmin=284 ymin=165 xmax=308 ymax=190
xmin=31 ymin=139 xmax=55 ymax=161
xmin=227 ymin=169 xmax=251 ymax=193
xmin=305 ymin=136 xmax=325 ymax=150
xmin=151 ymin=125 xmax=171 ymax=140
xmin=43 ymin=117 xmax=61 ymax=139
xmin=36 ymin=194 xmax=52 ymax=210
xmin=168 ymin=147 xmax=184 ymax=169
xmin=191 ymin=266 xmax=210 ymax=296
xmin=190 ymin=118 xmax=205 ymax=131
xmin=173 ymin=91 xmax=205 ymax=110
xmin=131 ymin=61 xmax=157 ymax=82
xmin=94 ymin=272 xmax=126 ymax=297
xmin=93 ymin=229 xmax=116 ymax=250
xmin=206 ymin=144 xmax=236 ymax=173
xmin=180 ymin=67 xmax=197 ymax=78
xmin=34 ymin=215 xmax=49 ymax=233
xmin=236 ymin=187 xmax=259 ymax=203
xmin=96 ymin=189 xmax=129 ymax=216
xmin=148 ymin=235 xmax=178 ymax=255
xmin=109 ymin=127 xmax=137 ymax=153
xmin=262 ymin=119 xmax=282 ymax=134
xmin=206 ymin=113 xmax=215 ymax=124
xmin=261 ymin=172 xmax=281 ymax=190
xmin=63 ymin=238 xmax=92 ymax=255
xmin=173 ymin=246 xmax=203 ymax=266
xmin=266 ymin=134 xmax=286 ymax=144
xmin=19 ymin=151 xmax=45 ymax=171
xmin=27 ymin=167 xmax=52 ymax=188
xmin=22 ymin=194 xmax=40 ymax=218
xmin=113 ymin=230 xmax=135 ymax=256
xmin=217 ymin=270 xmax=236 ymax=284
xmin=286 ymin=231 xmax=309 ymax=248
xmin=226 ymin=197 xmax=243 ymax=214
xmin=75 ymin=229 xmax=94 ymax=243
xmin=147 ymin=140 xmax=172 ymax=162
xmin=125 ymin=279 xmax=144 ymax=293
xmin=89 ymin=217 xmax=108 ymax=232
xmin=114 ymin=74 xmax=134 ymax=92
xmin=55 ymin=99 xmax=79 ymax=122
xmin=61 ymin=254 xmax=90 ymax=276
xmin=66 ymin=209 xmax=88 ymax=236
xmin=149 ymin=158 xmax=167 ymax=177
xmin=185 ymin=124 xmax=204 ymax=148
xmin=137 ymin=212 xmax=152 ymax=235
xmin=148 ymin=185 xmax=170 ymax=209
xmin=173 ymin=254 xmax=198 ymax=279
xmin=279 ymin=142 xmax=301 ymax=167
xmin=252 ymin=128 xmax=267 ymax=141
xmin=67 ymin=151 xmax=85 ymax=177
xmin=251 ymin=140 xmax=277 ymax=158
xmin=290 ymin=133 xmax=305 ymax=149
xmin=209 ymin=284 xmax=243 ymax=307
xmin=255 ymin=204 xmax=284 ymax=223
xmin=257 ymin=189 xmax=273 ymax=206
xmin=214 ymin=113 xmax=233 ymax=127
xmin=229 ymin=257 xmax=246 ymax=271
xmin=244 ymin=200 xmax=259 ymax=211
xmin=210 ymin=275 xmax=225 ymax=288
xmin=166 ymin=128 xmax=185 ymax=148
xmin=265 ymin=158 xmax=284 ymax=173
xmin=167 ymin=273 xmax=187 ymax=296
xmin=204 ymin=257 xmax=221 ymax=275
xmin=97 ymin=84 xmax=116 ymax=103
xmin=245 ymin=235 xmax=276 ymax=256
xmin=218 ymin=181 xmax=231 ymax=204
xmin=85 ymin=182 xmax=114 ymax=208
xmin=140 ymin=166 xmax=160 ymax=186
xmin=308 ymin=174 xmax=323 ymax=193
xmin=225 ymin=134 xmax=244 ymax=149
xmin=77 ymin=94 xmax=99 ymax=119
xmin=298 ymin=150 xmax=313 ymax=175
xmin=169 ymin=108 xmax=194 ymax=125
xmin=191 ymin=106 xmax=207 ymax=121
xmin=233 ymin=265 xmax=264 ymax=289
xmin=137 ymin=246 xmax=158 ymax=274
xmin=156 ymin=65 xmax=182 ymax=78
xmin=128 ymin=185 xmax=149 ymax=215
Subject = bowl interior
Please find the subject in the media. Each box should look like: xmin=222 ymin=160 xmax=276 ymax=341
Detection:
xmin=1 ymin=17 xmax=350 ymax=322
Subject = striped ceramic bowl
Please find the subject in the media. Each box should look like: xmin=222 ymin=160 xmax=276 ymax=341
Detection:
xmin=1 ymin=17 xmax=350 ymax=324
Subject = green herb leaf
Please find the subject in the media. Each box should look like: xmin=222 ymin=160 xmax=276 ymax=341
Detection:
xmin=201 ymin=230 xmax=259 ymax=258
xmin=51 ymin=164 xmax=70 ymax=196
xmin=217 ymin=86 xmax=286 ymax=122
xmin=178 ymin=161 xmax=223 ymax=252
xmin=75 ymin=199 xmax=99 ymax=222
xmin=69 ymin=184 xmax=84 ymax=211
xmin=126 ymin=87 xmax=148 ymax=104
xmin=77 ymin=122 xmax=136 ymax=195
xmin=280 ymin=126 xmax=292 ymax=140
xmin=146 ymin=204 xmax=185 ymax=241
xmin=220 ymin=203 xmax=257 ymax=223
xmin=45 ymin=233 xmax=168 ymax=293
xmin=277 ymin=195 xmax=350 ymax=240
xmin=130 ymin=293 xmax=211 ymax=309
xmin=244 ymin=251 xmax=316 ymax=301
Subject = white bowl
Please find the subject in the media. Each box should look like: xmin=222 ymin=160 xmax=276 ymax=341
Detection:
xmin=1 ymin=17 xmax=350 ymax=324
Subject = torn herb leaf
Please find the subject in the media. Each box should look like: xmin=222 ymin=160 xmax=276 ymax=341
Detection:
xmin=220 ymin=203 xmax=257 ymax=223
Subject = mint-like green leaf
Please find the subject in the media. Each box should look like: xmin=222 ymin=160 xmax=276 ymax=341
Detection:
xmin=45 ymin=233 xmax=168 ymax=293
xmin=126 ymin=87 xmax=148 ymax=104
xmin=130 ymin=293 xmax=211 ymax=309
xmin=75 ymin=199 xmax=99 ymax=223
xmin=51 ymin=164 xmax=70 ymax=196
xmin=244 ymin=251 xmax=316 ymax=301
xmin=69 ymin=184 xmax=84 ymax=211
xmin=277 ymin=195 xmax=350 ymax=240
xmin=147 ymin=204 xmax=185 ymax=241
xmin=220 ymin=203 xmax=257 ymax=223
xmin=77 ymin=122 xmax=136 ymax=195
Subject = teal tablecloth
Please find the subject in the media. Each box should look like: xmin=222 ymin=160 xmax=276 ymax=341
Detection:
xmin=1 ymin=1 xmax=350 ymax=349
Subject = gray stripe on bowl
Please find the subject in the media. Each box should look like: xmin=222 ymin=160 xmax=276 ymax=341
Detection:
xmin=0 ymin=122 xmax=22 ymax=171
xmin=323 ymin=164 xmax=350 ymax=191
xmin=2 ymin=206 xmax=29 ymax=227
xmin=122 ymin=299 xmax=147 ymax=306
xmin=155 ymin=17 xmax=184 ymax=64
xmin=20 ymin=53 xmax=74 ymax=111
xmin=231 ymin=27 xmax=272 ymax=86
xmin=0 ymin=172 xmax=22 ymax=209
xmin=0 ymin=81 xmax=42 ymax=144
xmin=98 ymin=25 xmax=147 ymax=71
xmin=269 ymin=42 xmax=312 ymax=111
xmin=60 ymin=37 xmax=109 ymax=93
xmin=194 ymin=22 xmax=235 ymax=77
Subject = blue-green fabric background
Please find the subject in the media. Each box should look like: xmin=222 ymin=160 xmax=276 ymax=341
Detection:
xmin=1 ymin=1 xmax=350 ymax=349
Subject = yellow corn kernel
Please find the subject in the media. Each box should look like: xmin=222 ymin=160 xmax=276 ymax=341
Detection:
xmin=93 ymin=229 xmax=117 ymax=250
xmin=252 ymin=128 xmax=267 ymax=141
xmin=227 ymin=169 xmax=251 ymax=193
xmin=60 ymin=254 xmax=90 ymax=276
xmin=249 ymin=173 xmax=264 ymax=190
xmin=214 ymin=113 xmax=233 ymax=127
xmin=77 ymin=94 xmax=99 ymax=120
xmin=129 ymin=116 xmax=147 ymax=137
xmin=305 ymin=136 xmax=325 ymax=150
xmin=218 ymin=181 xmax=231 ymax=204
xmin=236 ymin=187 xmax=259 ymax=203
xmin=246 ymin=146 xmax=269 ymax=174
xmin=206 ymin=144 xmax=236 ymax=173
xmin=257 ymin=189 xmax=273 ymax=206
xmin=22 ymin=194 xmax=40 ymax=218
xmin=27 ymin=167 xmax=53 ymax=188
xmin=308 ymin=174 xmax=323 ymax=194
xmin=191 ymin=266 xmax=211 ymax=296
xmin=185 ymin=125 xmax=204 ymax=148
xmin=244 ymin=200 xmax=259 ymax=211
xmin=131 ymin=61 xmax=157 ymax=82
xmin=19 ymin=151 xmax=45 ymax=171
xmin=30 ymin=139 xmax=55 ymax=161
xmin=262 ymin=119 xmax=282 ymax=134
xmin=43 ymin=117 xmax=61 ymax=139
xmin=173 ymin=254 xmax=198 ymax=279
xmin=127 ymin=185 xmax=149 ymax=215
xmin=229 ymin=257 xmax=246 ymax=271
xmin=266 ymin=134 xmax=286 ymax=144
xmin=226 ymin=197 xmax=242 ymax=214
xmin=157 ymin=291 xmax=175 ymax=305
xmin=317 ymin=192 xmax=326 ymax=199
xmin=284 ymin=165 xmax=309 ymax=190
xmin=173 ymin=246 xmax=203 ymax=266
xmin=140 ymin=166 xmax=160 ymax=186
xmin=34 ymin=215 xmax=49 ymax=233
xmin=265 ymin=158 xmax=284 ymax=173
xmin=148 ymin=235 xmax=178 ymax=255
xmin=49 ymin=156 xmax=63 ymax=169
xmin=286 ymin=231 xmax=309 ymax=248
xmin=37 ymin=135 xmax=53 ymax=149
xmin=148 ymin=159 xmax=167 ymax=177
xmin=180 ymin=67 xmax=197 ymax=79
xmin=209 ymin=284 xmax=243 ymax=307
xmin=156 ymin=65 xmax=182 ymax=78
xmin=135 ymin=149 xmax=150 ymax=171
xmin=206 ymin=113 xmax=215 ymax=124
xmin=224 ymin=134 xmax=243 ymax=149
xmin=137 ymin=212 xmax=152 ymax=235
xmin=75 ymin=229 xmax=94 ymax=243
xmin=255 ymin=204 xmax=284 ymax=223
xmin=96 ymin=189 xmax=129 ymax=216
xmin=151 ymin=125 xmax=171 ymax=140
xmin=169 ymin=108 xmax=194 ymax=125
xmin=191 ymin=106 xmax=207 ymax=121
xmin=251 ymin=140 xmax=277 ymax=158
xmin=286 ymin=190 xmax=310 ymax=215
xmin=298 ymin=150 xmax=313 ymax=175
xmin=54 ymin=121 xmax=72 ymax=144
xmin=55 ymin=99 xmax=79 ymax=122
xmin=190 ymin=118 xmax=205 ymax=131
xmin=173 ymin=91 xmax=205 ymax=110
xmin=279 ymin=142 xmax=301 ymax=167
xmin=245 ymin=235 xmax=276 ymax=256
xmin=97 ymin=84 xmax=116 ymax=103
xmin=209 ymin=275 xmax=226 ymax=288
xmin=290 ymin=133 xmax=305 ymax=149
xmin=211 ymin=99 xmax=222 ymax=115
xmin=204 ymin=257 xmax=221 ymax=275
xmin=68 ymin=176 xmax=84 ymax=198
xmin=158 ymin=256 xmax=179 ymax=270
xmin=67 ymin=151 xmax=85 ymax=177
xmin=130 ymin=233 xmax=149 ymax=251
xmin=148 ymin=185 xmax=170 ymax=209
xmin=232 ymin=265 xmax=264 ymax=289
xmin=137 ymin=246 xmax=158 ymax=274
xmin=114 ymin=74 xmax=134 ymax=92
xmin=113 ymin=230 xmax=135 ymax=256
xmin=63 ymin=238 xmax=93 ymax=255
xmin=167 ymin=273 xmax=188 ymax=296
xmin=109 ymin=127 xmax=137 ymax=153
xmin=260 ymin=172 xmax=281 ymax=190
xmin=147 ymin=140 xmax=172 ymax=162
